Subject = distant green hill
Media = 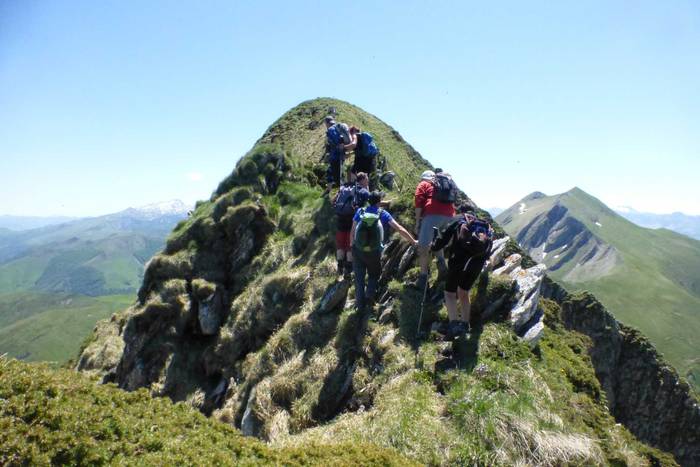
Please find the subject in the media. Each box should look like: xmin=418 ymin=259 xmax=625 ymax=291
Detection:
xmin=0 ymin=202 xmax=188 ymax=364
xmin=497 ymin=188 xmax=700 ymax=388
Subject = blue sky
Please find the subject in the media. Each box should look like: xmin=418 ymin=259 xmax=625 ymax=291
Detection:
xmin=1 ymin=0 xmax=698 ymax=216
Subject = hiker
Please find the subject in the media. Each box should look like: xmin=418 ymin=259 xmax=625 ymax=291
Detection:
xmin=350 ymin=191 xmax=417 ymax=311
xmin=333 ymin=172 xmax=371 ymax=279
xmin=323 ymin=116 xmax=353 ymax=192
xmin=413 ymin=170 xmax=457 ymax=289
xmin=349 ymin=126 xmax=380 ymax=190
xmin=431 ymin=206 xmax=493 ymax=338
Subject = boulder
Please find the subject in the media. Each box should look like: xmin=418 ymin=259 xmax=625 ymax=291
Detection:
xmin=508 ymin=264 xmax=547 ymax=332
xmin=319 ymin=280 xmax=351 ymax=313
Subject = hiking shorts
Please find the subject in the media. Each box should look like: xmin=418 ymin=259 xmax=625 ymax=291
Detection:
xmin=336 ymin=230 xmax=351 ymax=251
xmin=419 ymin=215 xmax=452 ymax=247
xmin=445 ymin=255 xmax=487 ymax=293
xmin=352 ymin=156 xmax=376 ymax=176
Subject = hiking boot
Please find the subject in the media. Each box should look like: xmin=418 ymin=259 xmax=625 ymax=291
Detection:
xmin=446 ymin=321 xmax=468 ymax=340
xmin=343 ymin=260 xmax=353 ymax=280
xmin=432 ymin=320 xmax=450 ymax=336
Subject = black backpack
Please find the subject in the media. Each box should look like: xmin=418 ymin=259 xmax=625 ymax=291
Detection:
xmin=432 ymin=173 xmax=457 ymax=203
xmin=456 ymin=215 xmax=493 ymax=256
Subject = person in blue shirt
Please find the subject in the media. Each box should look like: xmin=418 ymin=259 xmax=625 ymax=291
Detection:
xmin=350 ymin=191 xmax=417 ymax=312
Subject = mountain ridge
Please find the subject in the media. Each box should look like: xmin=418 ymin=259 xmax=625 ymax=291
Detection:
xmin=66 ymin=98 xmax=700 ymax=465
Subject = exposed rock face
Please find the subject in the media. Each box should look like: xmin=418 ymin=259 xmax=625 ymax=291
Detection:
xmin=543 ymin=281 xmax=700 ymax=466
xmin=513 ymin=203 xmax=621 ymax=282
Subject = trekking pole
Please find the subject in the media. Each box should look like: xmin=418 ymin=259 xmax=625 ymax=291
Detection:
xmin=414 ymin=227 xmax=439 ymax=365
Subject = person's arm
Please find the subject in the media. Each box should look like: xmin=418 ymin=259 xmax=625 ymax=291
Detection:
xmin=414 ymin=207 xmax=423 ymax=235
xmin=349 ymin=220 xmax=358 ymax=248
xmin=431 ymin=219 xmax=459 ymax=252
xmin=414 ymin=182 xmax=427 ymax=234
xmin=344 ymin=134 xmax=358 ymax=152
xmin=389 ymin=219 xmax=418 ymax=246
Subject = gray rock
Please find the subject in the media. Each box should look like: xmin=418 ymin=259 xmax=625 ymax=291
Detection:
xmin=319 ymin=280 xmax=351 ymax=313
xmin=198 ymin=292 xmax=223 ymax=335
xmin=379 ymin=329 xmax=398 ymax=346
xmin=397 ymin=245 xmax=417 ymax=277
xmin=508 ymin=264 xmax=546 ymax=332
xmin=494 ymin=253 xmax=522 ymax=276
xmin=522 ymin=320 xmax=545 ymax=347
xmin=484 ymin=236 xmax=510 ymax=272
xmin=378 ymin=306 xmax=394 ymax=324
xmin=241 ymin=387 xmax=264 ymax=437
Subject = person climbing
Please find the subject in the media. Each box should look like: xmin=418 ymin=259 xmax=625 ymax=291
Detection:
xmin=431 ymin=205 xmax=493 ymax=339
xmin=348 ymin=126 xmax=380 ymax=190
xmin=323 ymin=116 xmax=353 ymax=193
xmin=333 ymin=172 xmax=371 ymax=279
xmin=350 ymin=191 xmax=417 ymax=312
xmin=413 ymin=170 xmax=457 ymax=289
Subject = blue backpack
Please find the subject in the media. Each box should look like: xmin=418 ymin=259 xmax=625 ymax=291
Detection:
xmin=357 ymin=132 xmax=379 ymax=158
xmin=327 ymin=126 xmax=342 ymax=146
xmin=334 ymin=185 xmax=358 ymax=216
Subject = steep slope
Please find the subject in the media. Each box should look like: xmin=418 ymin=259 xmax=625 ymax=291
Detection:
xmin=497 ymin=188 xmax=700 ymax=388
xmin=74 ymin=98 xmax=696 ymax=465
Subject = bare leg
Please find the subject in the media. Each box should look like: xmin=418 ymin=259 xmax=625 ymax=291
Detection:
xmin=457 ymin=287 xmax=471 ymax=323
xmin=444 ymin=291 xmax=459 ymax=322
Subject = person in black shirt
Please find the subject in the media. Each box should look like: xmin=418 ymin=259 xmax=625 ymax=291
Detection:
xmin=431 ymin=206 xmax=493 ymax=338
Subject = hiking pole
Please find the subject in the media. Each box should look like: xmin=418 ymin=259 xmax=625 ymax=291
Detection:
xmin=414 ymin=227 xmax=439 ymax=365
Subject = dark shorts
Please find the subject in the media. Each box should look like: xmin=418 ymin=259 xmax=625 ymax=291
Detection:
xmin=352 ymin=156 xmax=376 ymax=175
xmin=327 ymin=157 xmax=343 ymax=184
xmin=445 ymin=255 xmax=487 ymax=293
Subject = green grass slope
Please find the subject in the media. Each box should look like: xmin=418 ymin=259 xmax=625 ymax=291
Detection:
xmin=0 ymin=294 xmax=133 ymax=364
xmin=497 ymin=188 xmax=700 ymax=387
xmin=0 ymin=356 xmax=412 ymax=466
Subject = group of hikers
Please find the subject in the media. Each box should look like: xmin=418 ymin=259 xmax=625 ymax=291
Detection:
xmin=323 ymin=115 xmax=494 ymax=339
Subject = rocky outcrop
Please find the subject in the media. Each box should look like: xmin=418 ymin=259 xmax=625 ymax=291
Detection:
xmin=542 ymin=281 xmax=700 ymax=466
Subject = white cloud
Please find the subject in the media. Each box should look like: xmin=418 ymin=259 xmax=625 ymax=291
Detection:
xmin=186 ymin=172 xmax=203 ymax=182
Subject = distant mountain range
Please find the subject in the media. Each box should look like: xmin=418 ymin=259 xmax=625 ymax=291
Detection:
xmin=615 ymin=208 xmax=700 ymax=241
xmin=496 ymin=188 xmax=700 ymax=387
xmin=488 ymin=206 xmax=700 ymax=240
xmin=0 ymin=200 xmax=189 ymax=363
xmin=0 ymin=215 xmax=78 ymax=231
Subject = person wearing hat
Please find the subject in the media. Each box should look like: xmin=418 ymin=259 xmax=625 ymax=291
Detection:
xmin=350 ymin=191 xmax=417 ymax=312
xmin=413 ymin=169 xmax=455 ymax=290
